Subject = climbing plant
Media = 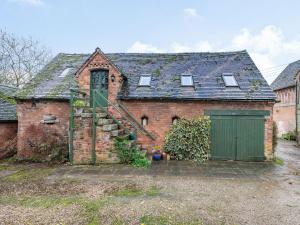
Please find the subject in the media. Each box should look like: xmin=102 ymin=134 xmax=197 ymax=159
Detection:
xmin=114 ymin=137 xmax=151 ymax=168
xmin=164 ymin=116 xmax=211 ymax=163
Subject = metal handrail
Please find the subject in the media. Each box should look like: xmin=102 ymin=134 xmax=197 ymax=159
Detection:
xmin=94 ymin=90 xmax=156 ymax=140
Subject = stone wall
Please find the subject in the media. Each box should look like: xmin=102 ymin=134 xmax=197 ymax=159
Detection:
xmin=122 ymin=100 xmax=274 ymax=160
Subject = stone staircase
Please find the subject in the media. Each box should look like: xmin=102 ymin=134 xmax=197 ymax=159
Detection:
xmin=72 ymin=108 xmax=132 ymax=164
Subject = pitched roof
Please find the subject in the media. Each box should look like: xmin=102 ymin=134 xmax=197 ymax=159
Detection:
xmin=271 ymin=60 xmax=300 ymax=91
xmin=16 ymin=53 xmax=90 ymax=100
xmin=0 ymin=84 xmax=18 ymax=121
xmin=115 ymin=51 xmax=275 ymax=101
xmin=16 ymin=50 xmax=276 ymax=101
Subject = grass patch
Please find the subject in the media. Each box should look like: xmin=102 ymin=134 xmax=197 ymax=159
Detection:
xmin=4 ymin=168 xmax=53 ymax=182
xmin=0 ymin=195 xmax=76 ymax=208
xmin=0 ymin=195 xmax=106 ymax=225
xmin=145 ymin=186 xmax=161 ymax=197
xmin=113 ymin=185 xmax=161 ymax=198
xmin=0 ymin=165 xmax=8 ymax=171
xmin=140 ymin=215 xmax=169 ymax=225
xmin=114 ymin=186 xmax=143 ymax=197
xmin=273 ymin=156 xmax=284 ymax=166
xmin=140 ymin=215 xmax=203 ymax=225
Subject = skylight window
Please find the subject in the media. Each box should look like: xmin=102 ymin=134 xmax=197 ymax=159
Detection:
xmin=181 ymin=75 xmax=194 ymax=86
xmin=138 ymin=75 xmax=151 ymax=86
xmin=59 ymin=68 xmax=71 ymax=78
xmin=222 ymin=73 xmax=238 ymax=87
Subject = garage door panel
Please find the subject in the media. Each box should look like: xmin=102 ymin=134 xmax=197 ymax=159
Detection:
xmin=211 ymin=116 xmax=236 ymax=160
xmin=236 ymin=116 xmax=265 ymax=161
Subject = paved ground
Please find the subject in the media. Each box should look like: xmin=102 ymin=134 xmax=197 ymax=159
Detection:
xmin=0 ymin=139 xmax=299 ymax=225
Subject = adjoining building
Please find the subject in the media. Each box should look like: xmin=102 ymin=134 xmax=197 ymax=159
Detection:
xmin=271 ymin=60 xmax=300 ymax=137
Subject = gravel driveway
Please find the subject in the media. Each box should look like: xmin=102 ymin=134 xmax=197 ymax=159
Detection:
xmin=0 ymin=139 xmax=299 ymax=225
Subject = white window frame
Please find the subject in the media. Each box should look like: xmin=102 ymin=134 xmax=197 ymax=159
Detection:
xmin=181 ymin=75 xmax=194 ymax=86
xmin=138 ymin=75 xmax=151 ymax=86
xmin=59 ymin=68 xmax=71 ymax=78
xmin=222 ymin=73 xmax=238 ymax=87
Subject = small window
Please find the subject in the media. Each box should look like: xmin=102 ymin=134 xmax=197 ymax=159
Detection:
xmin=181 ymin=75 xmax=194 ymax=86
xmin=138 ymin=75 xmax=151 ymax=86
xmin=141 ymin=116 xmax=148 ymax=126
xmin=59 ymin=68 xmax=71 ymax=78
xmin=222 ymin=73 xmax=238 ymax=87
xmin=172 ymin=116 xmax=180 ymax=125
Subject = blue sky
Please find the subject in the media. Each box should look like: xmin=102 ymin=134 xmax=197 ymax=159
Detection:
xmin=1 ymin=0 xmax=300 ymax=83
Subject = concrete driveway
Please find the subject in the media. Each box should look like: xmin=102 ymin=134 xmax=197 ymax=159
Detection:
xmin=0 ymin=139 xmax=299 ymax=225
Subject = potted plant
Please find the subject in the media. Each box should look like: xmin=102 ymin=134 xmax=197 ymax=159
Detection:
xmin=74 ymin=99 xmax=86 ymax=114
xmin=152 ymin=145 xmax=162 ymax=161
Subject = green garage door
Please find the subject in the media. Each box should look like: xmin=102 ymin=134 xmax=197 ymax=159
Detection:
xmin=209 ymin=110 xmax=269 ymax=161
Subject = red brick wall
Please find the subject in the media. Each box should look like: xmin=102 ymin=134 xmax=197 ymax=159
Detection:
xmin=0 ymin=122 xmax=17 ymax=146
xmin=16 ymin=101 xmax=69 ymax=158
xmin=122 ymin=100 xmax=274 ymax=159
xmin=273 ymin=87 xmax=296 ymax=136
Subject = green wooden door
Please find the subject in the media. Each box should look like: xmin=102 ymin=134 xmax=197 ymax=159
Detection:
xmin=211 ymin=115 xmax=236 ymax=160
xmin=90 ymin=70 xmax=108 ymax=108
xmin=236 ymin=116 xmax=265 ymax=161
xmin=210 ymin=112 xmax=265 ymax=161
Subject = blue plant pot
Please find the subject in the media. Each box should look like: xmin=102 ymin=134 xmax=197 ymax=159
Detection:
xmin=153 ymin=153 xmax=162 ymax=161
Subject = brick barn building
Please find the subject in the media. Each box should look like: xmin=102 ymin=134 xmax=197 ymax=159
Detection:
xmin=15 ymin=48 xmax=276 ymax=163
xmin=271 ymin=60 xmax=300 ymax=136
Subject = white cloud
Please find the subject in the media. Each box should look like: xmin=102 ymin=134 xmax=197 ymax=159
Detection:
xmin=231 ymin=25 xmax=300 ymax=83
xmin=127 ymin=41 xmax=163 ymax=53
xmin=184 ymin=8 xmax=199 ymax=17
xmin=9 ymin=0 xmax=43 ymax=6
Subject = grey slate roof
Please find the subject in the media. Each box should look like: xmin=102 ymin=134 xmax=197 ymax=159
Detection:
xmin=0 ymin=84 xmax=18 ymax=121
xmin=16 ymin=50 xmax=276 ymax=101
xmin=16 ymin=53 xmax=90 ymax=99
xmin=271 ymin=60 xmax=300 ymax=91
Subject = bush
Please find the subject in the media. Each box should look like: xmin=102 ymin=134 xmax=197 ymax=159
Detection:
xmin=164 ymin=116 xmax=211 ymax=163
xmin=114 ymin=137 xmax=151 ymax=168
xmin=273 ymin=121 xmax=278 ymax=152
xmin=282 ymin=130 xmax=296 ymax=141
xmin=73 ymin=99 xmax=86 ymax=107
xmin=22 ymin=124 xmax=68 ymax=163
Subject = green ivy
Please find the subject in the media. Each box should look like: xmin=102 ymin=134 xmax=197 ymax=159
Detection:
xmin=114 ymin=137 xmax=151 ymax=168
xmin=164 ymin=116 xmax=211 ymax=163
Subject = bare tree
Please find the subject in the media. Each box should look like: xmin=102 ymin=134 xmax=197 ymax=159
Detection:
xmin=0 ymin=29 xmax=51 ymax=87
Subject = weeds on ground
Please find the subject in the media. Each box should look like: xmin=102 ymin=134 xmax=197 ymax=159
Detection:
xmin=113 ymin=184 xmax=160 ymax=197
xmin=0 ymin=165 xmax=8 ymax=171
xmin=0 ymin=195 xmax=106 ymax=225
xmin=140 ymin=215 xmax=204 ymax=225
xmin=273 ymin=156 xmax=284 ymax=166
xmin=4 ymin=167 xmax=53 ymax=182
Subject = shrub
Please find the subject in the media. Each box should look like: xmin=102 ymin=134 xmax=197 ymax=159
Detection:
xmin=114 ymin=137 xmax=151 ymax=168
xmin=282 ymin=130 xmax=296 ymax=141
xmin=22 ymin=124 xmax=68 ymax=163
xmin=272 ymin=121 xmax=278 ymax=152
xmin=164 ymin=116 xmax=211 ymax=163
xmin=73 ymin=99 xmax=86 ymax=107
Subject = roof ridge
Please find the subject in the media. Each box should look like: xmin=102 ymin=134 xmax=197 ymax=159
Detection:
xmin=55 ymin=50 xmax=247 ymax=56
